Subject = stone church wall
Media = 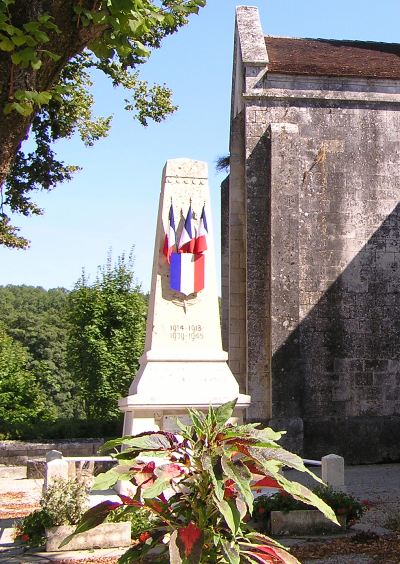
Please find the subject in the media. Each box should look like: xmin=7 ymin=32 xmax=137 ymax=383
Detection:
xmin=242 ymin=97 xmax=400 ymax=462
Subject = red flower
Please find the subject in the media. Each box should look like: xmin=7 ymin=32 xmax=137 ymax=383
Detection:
xmin=139 ymin=531 xmax=151 ymax=543
xmin=257 ymin=507 xmax=266 ymax=515
xmin=337 ymin=507 xmax=347 ymax=515
xmin=21 ymin=534 xmax=30 ymax=542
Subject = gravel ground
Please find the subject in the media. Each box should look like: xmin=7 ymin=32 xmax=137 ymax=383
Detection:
xmin=1 ymin=465 xmax=400 ymax=563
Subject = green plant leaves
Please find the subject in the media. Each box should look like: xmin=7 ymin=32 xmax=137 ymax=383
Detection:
xmin=56 ymin=400 xmax=341 ymax=563
xmin=99 ymin=432 xmax=172 ymax=453
xmin=215 ymin=498 xmax=241 ymax=536
xmin=221 ymin=456 xmax=253 ymax=513
xmin=92 ymin=467 xmax=128 ymax=490
xmin=214 ymin=398 xmax=237 ymax=428
xmin=141 ymin=478 xmax=170 ymax=499
xmin=220 ymin=538 xmax=240 ymax=564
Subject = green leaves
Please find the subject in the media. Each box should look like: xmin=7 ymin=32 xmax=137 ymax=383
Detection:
xmin=215 ymin=498 xmax=241 ymax=536
xmin=67 ymin=252 xmax=146 ymax=420
xmin=141 ymin=478 xmax=170 ymax=499
xmin=61 ymin=399 xmax=342 ymax=563
xmin=91 ymin=466 xmax=133 ymax=490
xmin=220 ymin=539 xmax=240 ymax=564
xmin=100 ymin=432 xmax=172 ymax=454
xmin=214 ymin=398 xmax=237 ymax=428
xmin=0 ymin=9 xmax=60 ymax=70
xmin=221 ymin=456 xmax=253 ymax=514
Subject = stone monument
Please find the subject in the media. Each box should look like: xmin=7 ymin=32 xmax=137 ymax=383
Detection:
xmin=119 ymin=158 xmax=250 ymax=434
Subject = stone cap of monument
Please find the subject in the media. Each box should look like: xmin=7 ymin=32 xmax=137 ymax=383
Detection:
xmin=163 ymin=158 xmax=208 ymax=180
xmin=264 ymin=36 xmax=400 ymax=80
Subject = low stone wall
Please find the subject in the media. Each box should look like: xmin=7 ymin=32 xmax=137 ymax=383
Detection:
xmin=0 ymin=439 xmax=104 ymax=466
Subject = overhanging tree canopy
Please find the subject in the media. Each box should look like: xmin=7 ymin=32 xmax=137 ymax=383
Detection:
xmin=0 ymin=0 xmax=205 ymax=248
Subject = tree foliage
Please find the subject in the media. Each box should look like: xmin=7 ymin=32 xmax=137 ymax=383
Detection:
xmin=0 ymin=0 xmax=205 ymax=248
xmin=0 ymin=284 xmax=80 ymax=418
xmin=67 ymin=251 xmax=147 ymax=420
xmin=0 ymin=323 xmax=53 ymax=431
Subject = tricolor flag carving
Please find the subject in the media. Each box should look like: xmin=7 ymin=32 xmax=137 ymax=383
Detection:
xmin=165 ymin=202 xmax=208 ymax=296
xmin=194 ymin=204 xmax=208 ymax=253
xmin=170 ymin=253 xmax=205 ymax=296
xmin=178 ymin=204 xmax=195 ymax=253
xmin=163 ymin=203 xmax=176 ymax=263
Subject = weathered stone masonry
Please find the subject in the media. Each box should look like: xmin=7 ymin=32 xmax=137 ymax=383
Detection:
xmin=222 ymin=6 xmax=400 ymax=463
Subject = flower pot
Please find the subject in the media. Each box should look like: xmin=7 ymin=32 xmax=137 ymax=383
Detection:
xmin=270 ymin=510 xmax=347 ymax=536
xmin=45 ymin=522 xmax=131 ymax=551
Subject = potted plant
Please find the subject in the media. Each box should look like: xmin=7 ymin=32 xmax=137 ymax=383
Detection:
xmin=14 ymin=477 xmax=131 ymax=551
xmin=253 ymin=486 xmax=367 ymax=536
xmin=62 ymin=399 xmax=338 ymax=562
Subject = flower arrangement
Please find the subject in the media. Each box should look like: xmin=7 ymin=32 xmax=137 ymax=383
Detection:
xmin=254 ymin=486 xmax=367 ymax=531
xmin=62 ymin=399 xmax=338 ymax=563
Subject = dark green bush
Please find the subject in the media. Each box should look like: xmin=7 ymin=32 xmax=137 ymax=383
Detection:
xmin=0 ymin=417 xmax=122 ymax=440
xmin=107 ymin=505 xmax=160 ymax=539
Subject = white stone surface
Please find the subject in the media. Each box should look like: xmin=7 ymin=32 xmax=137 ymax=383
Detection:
xmin=120 ymin=158 xmax=250 ymax=434
xmin=44 ymin=457 xmax=69 ymax=489
xmin=322 ymin=454 xmax=346 ymax=491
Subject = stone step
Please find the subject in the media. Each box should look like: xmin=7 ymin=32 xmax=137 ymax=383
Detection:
xmin=0 ymin=466 xmax=27 ymax=479
xmin=0 ymin=525 xmax=16 ymax=545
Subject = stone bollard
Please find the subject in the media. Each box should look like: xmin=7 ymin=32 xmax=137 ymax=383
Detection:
xmin=44 ymin=450 xmax=69 ymax=491
xmin=321 ymin=454 xmax=346 ymax=492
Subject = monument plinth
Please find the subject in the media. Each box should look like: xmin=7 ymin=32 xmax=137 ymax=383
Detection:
xmin=119 ymin=158 xmax=250 ymax=434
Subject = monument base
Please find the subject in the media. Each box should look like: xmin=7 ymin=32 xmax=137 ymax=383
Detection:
xmin=119 ymin=393 xmax=251 ymax=436
xmin=119 ymin=357 xmax=250 ymax=435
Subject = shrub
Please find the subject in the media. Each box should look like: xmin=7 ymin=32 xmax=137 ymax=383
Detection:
xmin=254 ymin=486 xmax=366 ymax=531
xmin=62 ymin=399 xmax=339 ymax=563
xmin=107 ymin=505 xmax=159 ymax=539
xmin=14 ymin=478 xmax=88 ymax=548
xmin=0 ymin=417 xmax=122 ymax=440
xmin=14 ymin=510 xmax=49 ymax=548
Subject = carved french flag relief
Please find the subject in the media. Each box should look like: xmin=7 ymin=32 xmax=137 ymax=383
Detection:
xmin=170 ymin=252 xmax=205 ymax=295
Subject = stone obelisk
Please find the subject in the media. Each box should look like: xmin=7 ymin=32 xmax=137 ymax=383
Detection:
xmin=119 ymin=159 xmax=251 ymax=435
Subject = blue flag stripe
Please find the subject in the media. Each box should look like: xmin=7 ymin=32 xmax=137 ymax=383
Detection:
xmin=170 ymin=253 xmax=182 ymax=292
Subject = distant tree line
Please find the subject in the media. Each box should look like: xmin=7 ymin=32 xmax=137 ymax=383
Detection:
xmin=0 ymin=252 xmax=147 ymax=439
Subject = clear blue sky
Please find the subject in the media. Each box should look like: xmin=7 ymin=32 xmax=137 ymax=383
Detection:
xmin=1 ymin=0 xmax=399 ymax=292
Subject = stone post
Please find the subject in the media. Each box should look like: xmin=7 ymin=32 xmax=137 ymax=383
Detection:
xmin=321 ymin=454 xmax=346 ymax=492
xmin=44 ymin=450 xmax=69 ymax=490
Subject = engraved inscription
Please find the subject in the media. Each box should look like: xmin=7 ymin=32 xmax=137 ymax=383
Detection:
xmin=170 ymin=323 xmax=204 ymax=342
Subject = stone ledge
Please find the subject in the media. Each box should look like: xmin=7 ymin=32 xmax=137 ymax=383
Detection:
xmin=45 ymin=522 xmax=131 ymax=552
xmin=271 ymin=510 xmax=346 ymax=536
xmin=0 ymin=440 xmax=104 ymax=466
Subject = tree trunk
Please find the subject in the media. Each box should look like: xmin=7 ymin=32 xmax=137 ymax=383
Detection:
xmin=0 ymin=0 xmax=103 ymax=190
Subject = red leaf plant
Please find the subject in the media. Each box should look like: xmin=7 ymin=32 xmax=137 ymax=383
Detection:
xmin=62 ymin=400 xmax=338 ymax=563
